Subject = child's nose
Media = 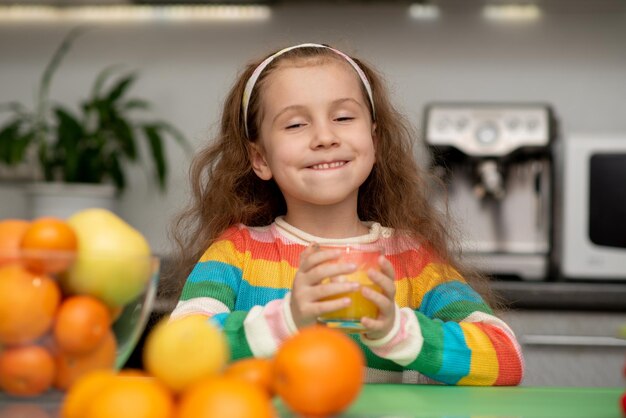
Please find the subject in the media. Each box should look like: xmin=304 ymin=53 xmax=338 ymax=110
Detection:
xmin=311 ymin=121 xmax=339 ymax=149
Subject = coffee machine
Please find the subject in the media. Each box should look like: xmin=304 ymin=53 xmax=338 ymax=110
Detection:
xmin=423 ymin=103 xmax=556 ymax=280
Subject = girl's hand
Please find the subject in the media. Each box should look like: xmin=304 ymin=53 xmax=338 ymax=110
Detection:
xmin=360 ymin=255 xmax=397 ymax=340
xmin=290 ymin=244 xmax=360 ymax=329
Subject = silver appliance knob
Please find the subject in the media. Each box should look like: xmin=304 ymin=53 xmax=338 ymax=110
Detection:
xmin=475 ymin=122 xmax=499 ymax=145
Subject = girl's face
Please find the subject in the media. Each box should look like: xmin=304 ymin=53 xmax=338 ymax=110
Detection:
xmin=251 ymin=59 xmax=376 ymax=214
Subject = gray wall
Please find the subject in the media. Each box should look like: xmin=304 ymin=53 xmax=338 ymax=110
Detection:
xmin=1 ymin=4 xmax=626 ymax=253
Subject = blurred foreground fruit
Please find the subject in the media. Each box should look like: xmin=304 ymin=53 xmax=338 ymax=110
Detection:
xmin=143 ymin=315 xmax=229 ymax=393
xmin=274 ymin=325 xmax=365 ymax=417
xmin=0 ymin=211 xmax=156 ymax=399
xmin=0 ymin=345 xmax=55 ymax=396
xmin=224 ymin=357 xmax=275 ymax=397
xmin=84 ymin=375 xmax=174 ymax=418
xmin=0 ymin=264 xmax=61 ymax=345
xmin=177 ymin=376 xmax=276 ymax=418
xmin=54 ymin=330 xmax=117 ymax=390
xmin=61 ymin=209 xmax=151 ymax=307
xmin=20 ymin=217 xmax=77 ymax=274
xmin=53 ymin=295 xmax=112 ymax=354
xmin=0 ymin=219 xmax=29 ymax=266
xmin=60 ymin=370 xmax=116 ymax=418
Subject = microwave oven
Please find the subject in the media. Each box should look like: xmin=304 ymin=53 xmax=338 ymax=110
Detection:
xmin=559 ymin=134 xmax=626 ymax=281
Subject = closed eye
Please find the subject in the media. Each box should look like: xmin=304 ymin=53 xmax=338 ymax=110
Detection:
xmin=286 ymin=123 xmax=306 ymax=130
xmin=335 ymin=116 xmax=354 ymax=122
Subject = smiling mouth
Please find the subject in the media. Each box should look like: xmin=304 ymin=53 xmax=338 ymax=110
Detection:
xmin=309 ymin=161 xmax=348 ymax=170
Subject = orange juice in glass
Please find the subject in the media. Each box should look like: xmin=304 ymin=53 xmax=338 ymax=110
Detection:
xmin=317 ymin=245 xmax=382 ymax=333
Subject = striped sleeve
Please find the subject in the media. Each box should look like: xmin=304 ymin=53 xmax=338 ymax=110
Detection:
xmin=169 ymin=226 xmax=299 ymax=361
xmin=362 ymin=262 xmax=524 ymax=386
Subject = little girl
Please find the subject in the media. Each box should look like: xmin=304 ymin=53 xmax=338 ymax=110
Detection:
xmin=170 ymin=43 xmax=524 ymax=386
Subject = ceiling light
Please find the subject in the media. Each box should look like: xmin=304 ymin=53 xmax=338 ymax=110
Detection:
xmin=409 ymin=3 xmax=440 ymax=20
xmin=483 ymin=4 xmax=542 ymax=21
xmin=0 ymin=4 xmax=271 ymax=22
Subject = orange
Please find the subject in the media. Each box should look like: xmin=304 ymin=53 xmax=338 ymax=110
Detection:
xmin=0 ymin=403 xmax=51 ymax=418
xmin=60 ymin=370 xmax=116 ymax=418
xmin=0 ymin=344 xmax=56 ymax=396
xmin=85 ymin=375 xmax=174 ymax=418
xmin=20 ymin=217 xmax=77 ymax=274
xmin=0 ymin=219 xmax=29 ymax=266
xmin=0 ymin=264 xmax=61 ymax=345
xmin=54 ymin=295 xmax=112 ymax=354
xmin=177 ymin=376 xmax=277 ymax=418
xmin=273 ymin=325 xmax=365 ymax=417
xmin=54 ymin=329 xmax=117 ymax=391
xmin=224 ymin=357 xmax=275 ymax=397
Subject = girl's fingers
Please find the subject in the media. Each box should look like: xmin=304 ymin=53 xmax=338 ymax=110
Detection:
xmin=361 ymin=285 xmax=394 ymax=312
xmin=298 ymin=247 xmax=343 ymax=273
xmin=312 ymin=298 xmax=352 ymax=317
xmin=378 ymin=255 xmax=395 ymax=280
xmin=297 ymin=244 xmax=320 ymax=271
xmin=314 ymin=281 xmax=360 ymax=300
xmin=360 ymin=316 xmax=385 ymax=331
xmin=303 ymin=261 xmax=358 ymax=286
xmin=294 ymin=279 xmax=357 ymax=308
xmin=367 ymin=268 xmax=395 ymax=299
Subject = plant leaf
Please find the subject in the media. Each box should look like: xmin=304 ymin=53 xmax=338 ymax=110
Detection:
xmin=111 ymin=116 xmax=137 ymax=160
xmin=53 ymin=106 xmax=85 ymax=181
xmin=75 ymin=142 xmax=103 ymax=184
xmin=0 ymin=120 xmax=22 ymax=164
xmin=122 ymin=99 xmax=150 ymax=111
xmin=93 ymin=98 xmax=114 ymax=126
xmin=37 ymin=141 xmax=54 ymax=181
xmin=0 ymin=121 xmax=37 ymax=167
xmin=54 ymin=106 xmax=84 ymax=147
xmin=108 ymin=152 xmax=126 ymax=192
xmin=38 ymin=27 xmax=87 ymax=116
xmin=0 ymin=101 xmax=29 ymax=116
xmin=152 ymin=121 xmax=193 ymax=155
xmin=12 ymin=132 xmax=35 ymax=166
xmin=106 ymin=73 xmax=136 ymax=103
xmin=90 ymin=64 xmax=124 ymax=100
xmin=142 ymin=124 xmax=166 ymax=191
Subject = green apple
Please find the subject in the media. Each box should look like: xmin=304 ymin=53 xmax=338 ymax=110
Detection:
xmin=61 ymin=209 xmax=152 ymax=308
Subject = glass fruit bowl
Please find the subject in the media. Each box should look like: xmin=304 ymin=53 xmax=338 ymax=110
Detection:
xmin=0 ymin=249 xmax=159 ymax=398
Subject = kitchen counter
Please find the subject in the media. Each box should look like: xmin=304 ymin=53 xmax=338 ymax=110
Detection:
xmin=153 ymin=279 xmax=626 ymax=314
xmin=491 ymin=280 xmax=626 ymax=311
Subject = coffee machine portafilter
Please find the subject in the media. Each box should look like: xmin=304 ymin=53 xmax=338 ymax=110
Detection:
xmin=423 ymin=103 xmax=557 ymax=280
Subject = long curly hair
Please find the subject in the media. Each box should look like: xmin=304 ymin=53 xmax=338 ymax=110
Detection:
xmin=168 ymin=45 xmax=495 ymax=304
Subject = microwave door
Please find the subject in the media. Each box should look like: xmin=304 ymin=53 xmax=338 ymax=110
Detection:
xmin=561 ymin=134 xmax=626 ymax=281
xmin=589 ymin=154 xmax=626 ymax=249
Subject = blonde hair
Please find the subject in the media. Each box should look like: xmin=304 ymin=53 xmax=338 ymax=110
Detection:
xmin=169 ymin=45 xmax=495 ymax=305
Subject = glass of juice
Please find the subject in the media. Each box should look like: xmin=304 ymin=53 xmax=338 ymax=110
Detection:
xmin=316 ymin=245 xmax=382 ymax=333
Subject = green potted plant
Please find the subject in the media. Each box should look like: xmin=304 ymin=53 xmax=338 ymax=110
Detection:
xmin=0 ymin=28 xmax=191 ymax=218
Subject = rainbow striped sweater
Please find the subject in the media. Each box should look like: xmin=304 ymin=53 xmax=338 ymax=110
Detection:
xmin=171 ymin=217 xmax=524 ymax=385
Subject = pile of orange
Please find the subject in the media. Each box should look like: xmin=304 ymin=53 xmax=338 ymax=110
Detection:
xmin=0 ymin=217 xmax=117 ymax=397
xmin=60 ymin=324 xmax=365 ymax=418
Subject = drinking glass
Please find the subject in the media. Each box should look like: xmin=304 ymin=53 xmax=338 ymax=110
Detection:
xmin=316 ymin=245 xmax=382 ymax=333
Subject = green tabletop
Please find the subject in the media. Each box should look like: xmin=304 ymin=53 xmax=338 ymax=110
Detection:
xmin=278 ymin=385 xmax=625 ymax=418
xmin=1 ymin=385 xmax=624 ymax=418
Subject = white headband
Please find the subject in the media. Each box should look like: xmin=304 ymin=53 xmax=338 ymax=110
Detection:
xmin=241 ymin=43 xmax=375 ymax=139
